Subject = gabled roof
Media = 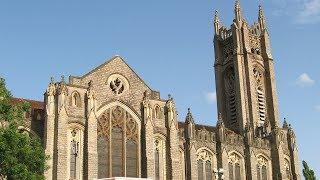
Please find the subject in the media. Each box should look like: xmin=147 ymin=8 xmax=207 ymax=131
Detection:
xmin=71 ymin=55 xmax=153 ymax=91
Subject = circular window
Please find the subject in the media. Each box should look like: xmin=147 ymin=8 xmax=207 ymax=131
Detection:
xmin=107 ymin=74 xmax=129 ymax=95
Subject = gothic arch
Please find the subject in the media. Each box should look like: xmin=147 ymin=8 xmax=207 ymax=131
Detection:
xmin=196 ymin=147 xmax=216 ymax=180
xmin=154 ymin=133 xmax=167 ymax=180
xmin=96 ymin=101 xmax=141 ymax=178
xmin=255 ymin=153 xmax=272 ymax=180
xmin=70 ymin=91 xmax=81 ymax=107
xmin=227 ymin=150 xmax=246 ymax=180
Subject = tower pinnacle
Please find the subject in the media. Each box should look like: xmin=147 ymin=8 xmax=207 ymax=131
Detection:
xmin=234 ymin=0 xmax=243 ymax=22
xmin=258 ymin=5 xmax=267 ymax=30
xmin=214 ymin=10 xmax=221 ymax=35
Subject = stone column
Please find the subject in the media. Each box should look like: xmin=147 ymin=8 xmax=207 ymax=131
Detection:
xmin=142 ymin=96 xmax=155 ymax=178
xmin=44 ymin=78 xmax=56 ymax=180
xmin=56 ymin=79 xmax=69 ymax=180
xmin=166 ymin=98 xmax=182 ymax=179
xmin=85 ymin=81 xmax=98 ymax=179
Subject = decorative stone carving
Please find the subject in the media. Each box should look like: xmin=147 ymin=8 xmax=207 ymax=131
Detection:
xmin=107 ymin=74 xmax=129 ymax=95
xmin=46 ymin=77 xmax=56 ymax=116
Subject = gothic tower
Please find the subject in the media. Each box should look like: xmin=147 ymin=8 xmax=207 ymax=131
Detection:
xmin=214 ymin=2 xmax=301 ymax=179
xmin=214 ymin=1 xmax=279 ymax=136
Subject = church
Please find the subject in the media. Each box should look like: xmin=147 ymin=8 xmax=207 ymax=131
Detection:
xmin=16 ymin=1 xmax=301 ymax=180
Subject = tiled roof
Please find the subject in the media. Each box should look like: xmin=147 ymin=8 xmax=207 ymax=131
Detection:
xmin=11 ymin=97 xmax=45 ymax=110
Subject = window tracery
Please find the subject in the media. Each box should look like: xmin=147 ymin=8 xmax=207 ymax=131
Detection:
xmin=256 ymin=156 xmax=268 ymax=180
xmin=97 ymin=105 xmax=139 ymax=178
xmin=253 ymin=66 xmax=268 ymax=136
xmin=284 ymin=159 xmax=291 ymax=179
xmin=228 ymin=152 xmax=243 ymax=180
xmin=107 ymin=74 xmax=129 ymax=95
xmin=69 ymin=129 xmax=81 ymax=180
xmin=197 ymin=149 xmax=214 ymax=180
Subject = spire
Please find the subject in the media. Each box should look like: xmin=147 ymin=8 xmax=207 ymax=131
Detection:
xmin=234 ymin=0 xmax=243 ymax=22
xmin=258 ymin=5 xmax=267 ymax=30
xmin=185 ymin=108 xmax=194 ymax=124
xmin=217 ymin=112 xmax=224 ymax=127
xmin=283 ymin=118 xmax=289 ymax=129
xmin=214 ymin=10 xmax=221 ymax=35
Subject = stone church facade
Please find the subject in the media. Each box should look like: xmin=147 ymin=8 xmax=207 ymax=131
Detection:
xmin=17 ymin=1 xmax=301 ymax=180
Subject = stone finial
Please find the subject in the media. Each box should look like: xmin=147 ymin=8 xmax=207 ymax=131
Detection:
xmin=61 ymin=75 xmax=65 ymax=83
xmin=217 ymin=112 xmax=224 ymax=127
xmin=214 ymin=10 xmax=221 ymax=35
xmin=283 ymin=118 xmax=289 ymax=129
xmin=214 ymin=10 xmax=220 ymax=23
xmin=50 ymin=77 xmax=54 ymax=84
xmin=258 ymin=4 xmax=267 ymax=29
xmin=185 ymin=108 xmax=194 ymax=124
xmin=234 ymin=0 xmax=243 ymax=22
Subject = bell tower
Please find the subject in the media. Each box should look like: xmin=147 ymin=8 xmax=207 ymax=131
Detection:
xmin=214 ymin=1 xmax=280 ymax=135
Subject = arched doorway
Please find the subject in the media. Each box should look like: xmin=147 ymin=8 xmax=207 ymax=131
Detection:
xmin=97 ymin=103 xmax=141 ymax=178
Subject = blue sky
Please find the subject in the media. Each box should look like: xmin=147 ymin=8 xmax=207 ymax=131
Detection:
xmin=0 ymin=0 xmax=319 ymax=176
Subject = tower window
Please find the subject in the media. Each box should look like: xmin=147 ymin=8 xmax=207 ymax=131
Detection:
xmin=71 ymin=91 xmax=81 ymax=107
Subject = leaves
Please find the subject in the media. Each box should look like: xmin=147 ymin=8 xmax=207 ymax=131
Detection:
xmin=0 ymin=77 xmax=46 ymax=179
xmin=303 ymin=160 xmax=316 ymax=180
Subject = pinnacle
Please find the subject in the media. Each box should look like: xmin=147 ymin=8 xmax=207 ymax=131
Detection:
xmin=185 ymin=108 xmax=194 ymax=124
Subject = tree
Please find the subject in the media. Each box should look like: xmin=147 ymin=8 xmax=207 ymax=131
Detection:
xmin=0 ymin=78 xmax=47 ymax=180
xmin=302 ymin=160 xmax=316 ymax=180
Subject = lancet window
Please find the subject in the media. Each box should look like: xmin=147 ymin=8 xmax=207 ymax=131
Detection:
xmin=257 ymin=156 xmax=268 ymax=180
xmin=154 ymin=136 xmax=166 ymax=180
xmin=228 ymin=152 xmax=243 ymax=180
xmin=197 ymin=149 xmax=214 ymax=180
xmin=97 ymin=105 xmax=139 ymax=178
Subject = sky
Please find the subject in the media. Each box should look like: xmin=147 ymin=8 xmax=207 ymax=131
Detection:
xmin=0 ymin=0 xmax=319 ymax=177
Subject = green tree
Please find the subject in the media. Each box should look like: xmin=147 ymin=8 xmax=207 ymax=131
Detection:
xmin=303 ymin=160 xmax=316 ymax=180
xmin=0 ymin=78 xmax=47 ymax=180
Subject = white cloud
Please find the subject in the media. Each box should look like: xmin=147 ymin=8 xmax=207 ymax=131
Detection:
xmin=315 ymin=105 xmax=320 ymax=111
xmin=296 ymin=0 xmax=320 ymax=24
xmin=205 ymin=91 xmax=216 ymax=104
xmin=296 ymin=73 xmax=315 ymax=87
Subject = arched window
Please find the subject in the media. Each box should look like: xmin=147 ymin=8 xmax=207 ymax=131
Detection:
xmin=154 ymin=105 xmax=161 ymax=119
xmin=228 ymin=152 xmax=243 ymax=180
xmin=69 ymin=128 xmax=82 ymax=180
xmin=70 ymin=91 xmax=81 ymax=107
xmin=225 ymin=67 xmax=237 ymax=125
xmin=154 ymin=136 xmax=166 ymax=180
xmin=97 ymin=105 xmax=139 ymax=178
xmin=253 ymin=67 xmax=267 ymax=124
xmin=257 ymin=156 xmax=268 ymax=180
xmin=284 ymin=159 xmax=291 ymax=179
xmin=197 ymin=149 xmax=214 ymax=180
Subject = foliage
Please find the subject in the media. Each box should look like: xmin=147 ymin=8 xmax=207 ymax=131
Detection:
xmin=0 ymin=78 xmax=47 ymax=180
xmin=303 ymin=160 xmax=316 ymax=180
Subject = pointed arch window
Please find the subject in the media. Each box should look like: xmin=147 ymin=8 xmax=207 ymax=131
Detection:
xmin=70 ymin=91 xmax=81 ymax=107
xmin=69 ymin=128 xmax=82 ymax=180
xmin=97 ymin=106 xmax=140 ymax=178
xmin=197 ymin=149 xmax=214 ymax=180
xmin=154 ymin=136 xmax=166 ymax=180
xmin=228 ymin=152 xmax=243 ymax=180
xmin=253 ymin=67 xmax=267 ymax=125
xmin=284 ymin=159 xmax=291 ymax=179
xmin=257 ymin=156 xmax=268 ymax=180
xmin=225 ymin=67 xmax=237 ymax=125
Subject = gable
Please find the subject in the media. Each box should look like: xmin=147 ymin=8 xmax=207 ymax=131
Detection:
xmin=69 ymin=56 xmax=154 ymax=114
